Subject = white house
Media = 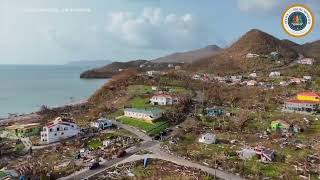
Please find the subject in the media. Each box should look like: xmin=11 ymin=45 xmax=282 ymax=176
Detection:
xmin=246 ymin=53 xmax=260 ymax=58
xmin=246 ymin=80 xmax=257 ymax=86
xmin=124 ymin=108 xmax=162 ymax=122
xmin=198 ymin=133 xmax=216 ymax=144
xmin=146 ymin=71 xmax=160 ymax=76
xmin=269 ymin=71 xmax=281 ymax=78
xmin=40 ymin=117 xmax=80 ymax=144
xmin=303 ymin=76 xmax=312 ymax=81
xmin=175 ymin=65 xmax=181 ymax=70
xmin=90 ymin=118 xmax=113 ymax=130
xmin=249 ymin=73 xmax=257 ymax=78
xmin=151 ymin=86 xmax=158 ymax=91
xmin=192 ymin=74 xmax=201 ymax=80
xmin=150 ymin=93 xmax=179 ymax=105
xmin=297 ymin=58 xmax=314 ymax=65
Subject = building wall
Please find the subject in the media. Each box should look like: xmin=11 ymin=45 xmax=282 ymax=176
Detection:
xmin=150 ymin=96 xmax=173 ymax=105
xmin=284 ymin=102 xmax=319 ymax=112
xmin=297 ymin=95 xmax=320 ymax=102
xmin=41 ymin=123 xmax=79 ymax=144
xmin=124 ymin=110 xmax=161 ymax=122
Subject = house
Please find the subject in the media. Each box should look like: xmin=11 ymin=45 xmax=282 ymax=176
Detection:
xmin=270 ymin=51 xmax=280 ymax=60
xmin=303 ymin=76 xmax=312 ymax=81
xmin=150 ymin=93 xmax=179 ymax=105
xmin=289 ymin=78 xmax=305 ymax=85
xmin=198 ymin=133 xmax=216 ymax=144
xmin=254 ymin=146 xmax=275 ymax=162
xmin=40 ymin=117 xmax=80 ymax=144
xmin=192 ymin=74 xmax=201 ymax=80
xmin=237 ymin=148 xmax=256 ymax=160
xmin=269 ymin=71 xmax=281 ymax=78
xmin=297 ymin=92 xmax=320 ymax=102
xmin=297 ymin=58 xmax=314 ymax=65
xmin=151 ymin=86 xmax=158 ymax=91
xmin=206 ymin=107 xmax=224 ymax=117
xmin=271 ymin=120 xmax=290 ymax=132
xmin=90 ymin=118 xmax=112 ymax=130
xmin=230 ymin=75 xmax=242 ymax=83
xmin=283 ymin=92 xmax=320 ymax=113
xmin=146 ymin=71 xmax=160 ymax=76
xmin=175 ymin=65 xmax=181 ymax=70
xmin=246 ymin=80 xmax=257 ymax=86
xmin=246 ymin=53 xmax=260 ymax=58
xmin=124 ymin=108 xmax=162 ymax=122
xmin=168 ymin=64 xmax=174 ymax=68
xmin=5 ymin=123 xmax=41 ymax=138
xmin=249 ymin=73 xmax=257 ymax=78
xmin=279 ymin=81 xmax=288 ymax=86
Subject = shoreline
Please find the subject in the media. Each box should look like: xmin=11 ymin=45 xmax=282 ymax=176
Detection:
xmin=0 ymin=99 xmax=88 ymax=126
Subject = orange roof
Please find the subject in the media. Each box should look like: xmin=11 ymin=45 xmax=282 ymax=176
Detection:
xmin=286 ymin=99 xmax=320 ymax=104
xmin=297 ymin=92 xmax=320 ymax=97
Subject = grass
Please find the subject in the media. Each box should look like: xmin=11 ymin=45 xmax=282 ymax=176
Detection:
xmin=87 ymin=139 xmax=102 ymax=149
xmin=15 ymin=143 xmax=25 ymax=153
xmin=118 ymin=116 xmax=169 ymax=136
xmin=128 ymin=85 xmax=192 ymax=96
xmin=130 ymin=96 xmax=152 ymax=109
xmin=128 ymin=85 xmax=153 ymax=96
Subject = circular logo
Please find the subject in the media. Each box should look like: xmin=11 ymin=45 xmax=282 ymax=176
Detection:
xmin=282 ymin=4 xmax=314 ymax=37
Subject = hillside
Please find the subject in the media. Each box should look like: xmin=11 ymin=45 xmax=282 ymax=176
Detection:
xmin=300 ymin=40 xmax=320 ymax=60
xmin=80 ymin=60 xmax=183 ymax=79
xmin=153 ymin=45 xmax=221 ymax=64
xmin=190 ymin=29 xmax=300 ymax=74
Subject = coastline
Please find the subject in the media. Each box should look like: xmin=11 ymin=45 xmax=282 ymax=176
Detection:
xmin=0 ymin=99 xmax=88 ymax=126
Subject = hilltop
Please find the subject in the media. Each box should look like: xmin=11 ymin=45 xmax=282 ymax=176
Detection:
xmin=299 ymin=40 xmax=320 ymax=60
xmin=190 ymin=29 xmax=301 ymax=74
xmin=80 ymin=60 xmax=183 ymax=79
xmin=152 ymin=45 xmax=221 ymax=64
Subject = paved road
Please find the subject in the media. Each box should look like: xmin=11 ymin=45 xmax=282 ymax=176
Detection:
xmin=60 ymin=97 xmax=244 ymax=180
xmin=89 ymin=143 xmax=244 ymax=180
xmin=111 ymin=120 xmax=152 ymax=141
xmin=58 ymin=141 xmax=157 ymax=180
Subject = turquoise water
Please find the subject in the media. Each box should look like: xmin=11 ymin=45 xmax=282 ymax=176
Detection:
xmin=0 ymin=65 xmax=108 ymax=117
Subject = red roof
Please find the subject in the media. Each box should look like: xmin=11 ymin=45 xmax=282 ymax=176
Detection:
xmin=286 ymin=99 xmax=320 ymax=104
xmin=297 ymin=92 xmax=320 ymax=97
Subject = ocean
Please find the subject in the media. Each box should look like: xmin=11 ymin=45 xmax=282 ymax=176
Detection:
xmin=0 ymin=65 xmax=108 ymax=118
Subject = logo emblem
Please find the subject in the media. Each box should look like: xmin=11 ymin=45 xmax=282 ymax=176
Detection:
xmin=282 ymin=4 xmax=314 ymax=37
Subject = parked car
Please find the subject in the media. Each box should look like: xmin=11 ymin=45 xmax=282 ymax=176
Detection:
xmin=117 ymin=150 xmax=127 ymax=158
xmin=89 ymin=162 xmax=100 ymax=170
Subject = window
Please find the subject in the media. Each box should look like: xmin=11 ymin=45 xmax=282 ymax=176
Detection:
xmin=64 ymin=127 xmax=68 ymax=131
xmin=61 ymin=132 xmax=64 ymax=135
xmin=57 ymin=127 xmax=60 ymax=131
xmin=49 ymin=128 xmax=52 ymax=132
xmin=54 ymin=133 xmax=57 ymax=136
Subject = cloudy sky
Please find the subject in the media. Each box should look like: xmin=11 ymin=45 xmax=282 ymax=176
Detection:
xmin=0 ymin=0 xmax=319 ymax=64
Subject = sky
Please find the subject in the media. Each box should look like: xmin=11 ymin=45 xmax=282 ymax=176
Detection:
xmin=0 ymin=0 xmax=319 ymax=64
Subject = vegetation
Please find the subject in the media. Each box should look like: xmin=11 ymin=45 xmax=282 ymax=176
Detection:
xmin=117 ymin=117 xmax=168 ymax=135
